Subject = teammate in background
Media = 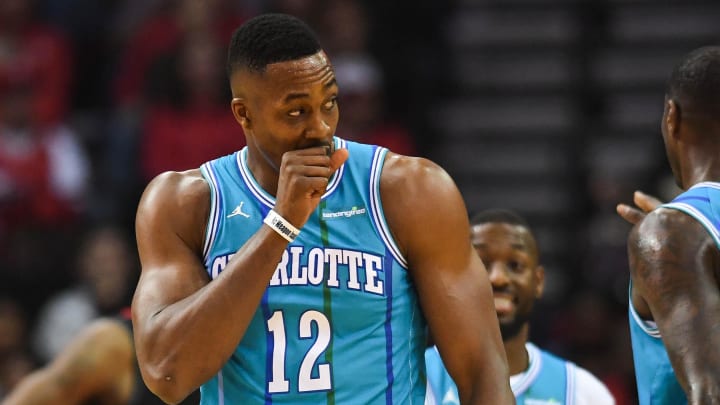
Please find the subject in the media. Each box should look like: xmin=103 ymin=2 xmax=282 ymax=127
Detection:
xmin=616 ymin=46 xmax=720 ymax=405
xmin=131 ymin=13 xmax=513 ymax=405
xmin=3 ymin=311 xmax=200 ymax=405
xmin=425 ymin=209 xmax=615 ymax=405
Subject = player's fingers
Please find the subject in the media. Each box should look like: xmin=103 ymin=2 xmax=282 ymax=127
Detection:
xmin=304 ymin=176 xmax=330 ymax=195
xmin=633 ymin=191 xmax=663 ymax=213
xmin=283 ymin=154 xmax=332 ymax=168
xmin=289 ymin=146 xmax=333 ymax=157
xmin=329 ymin=148 xmax=349 ymax=171
xmin=286 ymin=165 xmax=335 ymax=178
xmin=616 ymin=203 xmax=645 ymax=225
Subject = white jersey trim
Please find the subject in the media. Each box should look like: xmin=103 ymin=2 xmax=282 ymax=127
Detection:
xmin=628 ymin=287 xmax=661 ymax=338
xmin=511 ymin=342 xmax=543 ymax=396
xmin=689 ymin=181 xmax=720 ymax=191
xmin=200 ymin=162 xmax=222 ymax=261
xmin=368 ymin=147 xmax=408 ymax=268
xmin=662 ymin=202 xmax=720 ymax=249
xmin=565 ymin=362 xmax=576 ymax=405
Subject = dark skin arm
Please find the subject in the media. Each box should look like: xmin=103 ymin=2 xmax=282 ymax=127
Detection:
xmin=3 ymin=319 xmax=134 ymax=405
xmin=132 ymin=148 xmax=348 ymax=404
xmin=381 ymin=153 xmax=514 ymax=405
xmin=629 ymin=208 xmax=720 ymax=404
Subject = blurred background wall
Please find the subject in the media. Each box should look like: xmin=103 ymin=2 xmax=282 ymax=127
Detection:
xmin=1 ymin=0 xmax=719 ymax=403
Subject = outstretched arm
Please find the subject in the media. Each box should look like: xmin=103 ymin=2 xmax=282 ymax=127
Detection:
xmin=3 ymin=319 xmax=134 ymax=405
xmin=381 ymin=154 xmax=514 ymax=405
xmin=629 ymin=208 xmax=720 ymax=404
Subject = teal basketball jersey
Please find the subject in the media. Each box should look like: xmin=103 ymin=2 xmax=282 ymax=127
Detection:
xmin=425 ymin=343 xmax=574 ymax=404
xmin=198 ymin=138 xmax=427 ymax=404
xmin=628 ymin=181 xmax=720 ymax=405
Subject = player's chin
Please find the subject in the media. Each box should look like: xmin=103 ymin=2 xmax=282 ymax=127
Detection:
xmin=496 ymin=313 xmax=516 ymax=325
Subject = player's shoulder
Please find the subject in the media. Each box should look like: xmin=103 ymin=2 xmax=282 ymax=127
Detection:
xmin=380 ymin=152 xmax=456 ymax=195
xmin=138 ymin=169 xmax=210 ymax=219
xmin=630 ymin=205 xmax=709 ymax=249
xmin=379 ymin=152 xmax=466 ymax=225
xmin=142 ymin=169 xmax=209 ymax=204
xmin=136 ymin=170 xmax=210 ymax=251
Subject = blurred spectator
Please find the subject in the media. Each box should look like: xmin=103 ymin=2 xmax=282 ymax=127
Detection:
xmin=31 ymin=224 xmax=136 ymax=363
xmin=0 ymin=0 xmax=87 ymax=291
xmin=101 ymin=0 xmax=248 ymax=221
xmin=265 ymin=0 xmax=324 ymax=31
xmin=112 ymin=0 xmax=246 ymax=108
xmin=318 ymin=0 xmax=368 ymax=56
xmin=333 ymin=55 xmax=417 ymax=155
xmin=0 ymin=0 xmax=72 ymax=126
xmin=0 ymin=84 xmax=89 ymax=232
xmin=314 ymin=0 xmax=417 ymax=155
xmin=139 ymin=31 xmax=244 ymax=180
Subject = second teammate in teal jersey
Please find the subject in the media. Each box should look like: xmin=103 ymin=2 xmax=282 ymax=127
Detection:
xmin=425 ymin=209 xmax=614 ymax=405
xmin=618 ymin=46 xmax=720 ymax=405
xmin=130 ymin=13 xmax=513 ymax=405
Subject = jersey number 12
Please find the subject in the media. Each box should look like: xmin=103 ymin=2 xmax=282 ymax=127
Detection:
xmin=266 ymin=310 xmax=333 ymax=393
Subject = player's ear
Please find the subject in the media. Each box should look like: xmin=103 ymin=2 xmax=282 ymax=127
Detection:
xmin=534 ymin=265 xmax=545 ymax=299
xmin=666 ymin=99 xmax=680 ymax=139
xmin=231 ymin=98 xmax=252 ymax=130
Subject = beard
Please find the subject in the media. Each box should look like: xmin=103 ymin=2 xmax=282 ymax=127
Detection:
xmin=498 ymin=311 xmax=531 ymax=341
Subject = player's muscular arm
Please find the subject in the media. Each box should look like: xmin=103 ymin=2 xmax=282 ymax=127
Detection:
xmin=133 ymin=148 xmax=348 ymax=404
xmin=380 ymin=154 xmax=514 ymax=405
xmin=3 ymin=320 xmax=134 ymax=405
xmin=629 ymin=209 xmax=720 ymax=404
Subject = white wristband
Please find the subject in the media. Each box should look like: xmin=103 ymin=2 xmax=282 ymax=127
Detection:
xmin=263 ymin=209 xmax=300 ymax=242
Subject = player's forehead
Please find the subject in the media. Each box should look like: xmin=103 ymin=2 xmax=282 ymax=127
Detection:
xmin=262 ymin=51 xmax=336 ymax=91
xmin=471 ymin=223 xmax=531 ymax=251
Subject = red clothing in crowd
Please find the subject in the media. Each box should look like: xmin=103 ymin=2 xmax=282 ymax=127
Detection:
xmin=113 ymin=12 xmax=245 ymax=106
xmin=140 ymin=105 xmax=245 ymax=180
xmin=0 ymin=25 xmax=72 ymax=126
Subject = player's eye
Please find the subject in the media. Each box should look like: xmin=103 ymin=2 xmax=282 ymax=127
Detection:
xmin=288 ymin=108 xmax=304 ymax=117
xmin=507 ymin=261 xmax=521 ymax=271
xmin=324 ymin=97 xmax=337 ymax=110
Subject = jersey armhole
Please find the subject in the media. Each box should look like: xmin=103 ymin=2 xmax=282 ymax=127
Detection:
xmin=368 ymin=147 xmax=409 ymax=269
xmin=628 ymin=281 xmax=661 ymax=338
xmin=200 ymin=162 xmax=222 ymax=262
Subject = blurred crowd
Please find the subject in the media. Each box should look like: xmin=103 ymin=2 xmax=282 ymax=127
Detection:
xmin=0 ymin=0 xmax=647 ymax=403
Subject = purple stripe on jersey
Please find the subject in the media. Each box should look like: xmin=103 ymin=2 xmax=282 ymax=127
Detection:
xmin=384 ymin=251 xmax=394 ymax=405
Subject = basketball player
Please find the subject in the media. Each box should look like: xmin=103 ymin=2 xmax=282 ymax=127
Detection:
xmin=3 ymin=310 xmax=199 ymax=405
xmin=131 ymin=13 xmax=513 ymax=404
xmin=425 ymin=209 xmax=615 ymax=405
xmin=618 ymin=46 xmax=720 ymax=405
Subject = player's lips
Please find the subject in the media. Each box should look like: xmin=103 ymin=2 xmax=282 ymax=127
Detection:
xmin=493 ymin=294 xmax=515 ymax=314
xmin=300 ymin=140 xmax=334 ymax=154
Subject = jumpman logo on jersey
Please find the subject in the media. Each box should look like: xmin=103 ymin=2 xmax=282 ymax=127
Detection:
xmin=227 ymin=202 xmax=251 ymax=218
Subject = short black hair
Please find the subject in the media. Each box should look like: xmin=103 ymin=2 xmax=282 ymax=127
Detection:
xmin=226 ymin=13 xmax=322 ymax=78
xmin=667 ymin=46 xmax=720 ymax=117
xmin=470 ymin=209 xmax=530 ymax=228
xmin=470 ymin=209 xmax=539 ymax=259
